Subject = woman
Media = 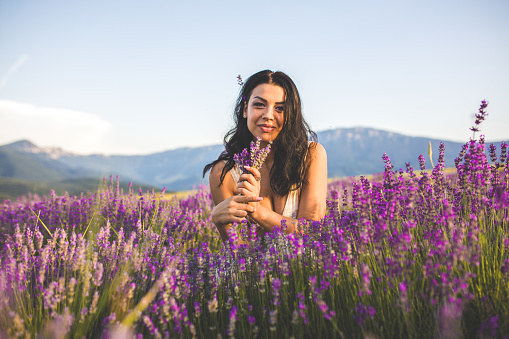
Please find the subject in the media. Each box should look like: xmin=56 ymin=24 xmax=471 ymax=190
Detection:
xmin=203 ymin=70 xmax=327 ymax=242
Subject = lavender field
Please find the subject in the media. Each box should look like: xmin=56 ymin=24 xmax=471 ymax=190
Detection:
xmin=1 ymin=106 xmax=509 ymax=338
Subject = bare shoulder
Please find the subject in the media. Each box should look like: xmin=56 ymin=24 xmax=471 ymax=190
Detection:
xmin=209 ymin=161 xmax=226 ymax=181
xmin=209 ymin=161 xmax=230 ymax=189
xmin=308 ymin=141 xmax=327 ymax=163
xmin=305 ymin=141 xmax=327 ymax=189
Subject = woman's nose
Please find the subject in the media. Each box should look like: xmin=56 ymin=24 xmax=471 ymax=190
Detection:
xmin=263 ymin=106 xmax=274 ymax=120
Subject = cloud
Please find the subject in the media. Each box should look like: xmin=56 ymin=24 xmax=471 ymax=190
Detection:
xmin=0 ymin=100 xmax=113 ymax=154
xmin=0 ymin=54 xmax=29 ymax=89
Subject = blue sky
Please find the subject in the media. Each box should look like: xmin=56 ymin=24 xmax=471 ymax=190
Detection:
xmin=1 ymin=0 xmax=508 ymax=154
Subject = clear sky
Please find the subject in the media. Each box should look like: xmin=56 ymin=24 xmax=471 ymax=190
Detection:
xmin=1 ymin=0 xmax=508 ymax=155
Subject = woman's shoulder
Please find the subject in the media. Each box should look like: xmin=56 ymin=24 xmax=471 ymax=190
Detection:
xmin=209 ymin=161 xmax=227 ymax=180
xmin=308 ymin=141 xmax=327 ymax=160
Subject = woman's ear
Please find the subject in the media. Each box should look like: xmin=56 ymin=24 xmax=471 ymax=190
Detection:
xmin=243 ymin=103 xmax=247 ymax=118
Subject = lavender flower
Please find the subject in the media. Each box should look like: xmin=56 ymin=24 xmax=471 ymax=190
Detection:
xmin=227 ymin=305 xmax=237 ymax=338
xmin=354 ymin=303 xmax=375 ymax=327
xmin=470 ymin=100 xmax=488 ymax=139
xmin=233 ymin=137 xmax=272 ymax=175
xmin=479 ymin=315 xmax=498 ymax=338
xmin=237 ymin=75 xmax=245 ymax=101
xmin=500 ymin=141 xmax=508 ymax=165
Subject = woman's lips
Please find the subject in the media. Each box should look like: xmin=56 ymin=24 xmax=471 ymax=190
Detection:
xmin=259 ymin=125 xmax=275 ymax=133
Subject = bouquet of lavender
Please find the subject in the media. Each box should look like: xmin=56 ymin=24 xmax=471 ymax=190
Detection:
xmin=232 ymin=137 xmax=272 ymax=240
xmin=233 ymin=137 xmax=272 ymax=174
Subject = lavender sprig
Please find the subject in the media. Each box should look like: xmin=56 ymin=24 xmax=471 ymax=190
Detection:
xmin=237 ymin=75 xmax=246 ymax=102
xmin=233 ymin=137 xmax=272 ymax=175
xmin=470 ymin=100 xmax=488 ymax=139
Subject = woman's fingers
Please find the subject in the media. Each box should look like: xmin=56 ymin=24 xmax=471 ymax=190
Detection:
xmin=232 ymin=196 xmax=261 ymax=213
xmin=237 ymin=186 xmax=257 ymax=196
xmin=237 ymin=180 xmax=254 ymax=190
xmin=238 ymin=174 xmax=258 ymax=188
xmin=243 ymin=166 xmax=261 ymax=180
xmin=212 ymin=195 xmax=262 ymax=225
xmin=233 ymin=195 xmax=262 ymax=204
xmin=238 ymin=168 xmax=261 ymax=197
xmin=229 ymin=202 xmax=257 ymax=221
xmin=231 ymin=208 xmax=249 ymax=218
xmin=239 ymin=167 xmax=261 ymax=188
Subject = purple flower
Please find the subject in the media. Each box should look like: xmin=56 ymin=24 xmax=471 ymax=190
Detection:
xmin=418 ymin=154 xmax=426 ymax=171
xmin=479 ymin=315 xmax=499 ymax=338
xmin=227 ymin=305 xmax=237 ymax=337
xmin=233 ymin=137 xmax=272 ymax=175
xmin=470 ymin=100 xmax=489 ymax=138
xmin=354 ymin=303 xmax=375 ymax=327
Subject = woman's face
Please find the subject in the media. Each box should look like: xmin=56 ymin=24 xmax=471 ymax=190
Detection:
xmin=244 ymin=83 xmax=285 ymax=144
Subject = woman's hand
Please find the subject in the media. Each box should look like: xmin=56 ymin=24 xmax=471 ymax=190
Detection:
xmin=237 ymin=166 xmax=261 ymax=196
xmin=210 ymin=194 xmax=263 ymax=227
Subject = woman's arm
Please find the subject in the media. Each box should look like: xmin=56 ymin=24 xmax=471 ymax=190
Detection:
xmin=209 ymin=161 xmax=263 ymax=242
xmin=243 ymin=142 xmax=328 ymax=234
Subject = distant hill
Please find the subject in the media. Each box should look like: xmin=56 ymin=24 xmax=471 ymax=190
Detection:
xmin=0 ymin=140 xmax=164 ymax=200
xmin=0 ymin=140 xmax=93 ymax=181
xmin=1 ymin=127 xmax=506 ymax=200
xmin=55 ymin=144 xmax=224 ymax=191
xmin=317 ymin=128 xmax=501 ymax=177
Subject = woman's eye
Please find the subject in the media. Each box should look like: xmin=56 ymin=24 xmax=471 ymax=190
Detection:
xmin=275 ymin=106 xmax=284 ymax=113
xmin=253 ymin=102 xmax=264 ymax=107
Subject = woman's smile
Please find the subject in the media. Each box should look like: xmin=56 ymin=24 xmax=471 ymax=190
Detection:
xmin=258 ymin=124 xmax=275 ymax=133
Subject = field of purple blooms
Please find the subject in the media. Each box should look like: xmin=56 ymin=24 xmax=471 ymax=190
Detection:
xmin=1 ymin=104 xmax=509 ymax=338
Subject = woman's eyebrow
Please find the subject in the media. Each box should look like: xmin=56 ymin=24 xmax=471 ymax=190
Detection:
xmin=253 ymin=96 xmax=285 ymax=105
xmin=253 ymin=96 xmax=267 ymax=103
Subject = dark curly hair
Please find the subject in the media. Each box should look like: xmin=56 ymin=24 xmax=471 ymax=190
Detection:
xmin=203 ymin=70 xmax=316 ymax=197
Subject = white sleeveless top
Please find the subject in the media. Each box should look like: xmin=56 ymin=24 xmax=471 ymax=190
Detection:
xmin=229 ymin=165 xmax=300 ymax=219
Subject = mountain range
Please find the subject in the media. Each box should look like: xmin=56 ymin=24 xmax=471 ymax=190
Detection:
xmin=1 ymin=127 xmax=506 ymax=200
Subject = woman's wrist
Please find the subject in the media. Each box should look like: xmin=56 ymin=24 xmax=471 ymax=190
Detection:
xmin=248 ymin=203 xmax=261 ymax=221
xmin=248 ymin=203 xmax=266 ymax=227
